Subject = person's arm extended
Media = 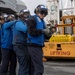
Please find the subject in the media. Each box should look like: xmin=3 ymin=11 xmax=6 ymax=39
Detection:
xmin=16 ymin=21 xmax=27 ymax=33
xmin=27 ymin=17 xmax=43 ymax=36
xmin=4 ymin=21 xmax=16 ymax=29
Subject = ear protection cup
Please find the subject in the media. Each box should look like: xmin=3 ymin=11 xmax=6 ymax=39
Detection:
xmin=34 ymin=5 xmax=41 ymax=14
xmin=34 ymin=9 xmax=36 ymax=14
xmin=34 ymin=8 xmax=39 ymax=14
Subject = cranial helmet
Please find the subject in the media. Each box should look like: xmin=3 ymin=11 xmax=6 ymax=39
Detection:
xmin=19 ymin=9 xmax=30 ymax=19
xmin=34 ymin=4 xmax=48 ymax=16
xmin=20 ymin=9 xmax=30 ymax=15
xmin=6 ymin=14 xmax=15 ymax=22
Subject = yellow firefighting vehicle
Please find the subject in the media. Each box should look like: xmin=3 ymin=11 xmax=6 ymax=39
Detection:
xmin=43 ymin=15 xmax=75 ymax=60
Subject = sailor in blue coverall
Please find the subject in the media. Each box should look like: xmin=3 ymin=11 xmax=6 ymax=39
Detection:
xmin=0 ymin=15 xmax=17 ymax=75
xmin=13 ymin=9 xmax=30 ymax=75
xmin=0 ymin=21 xmax=1 ymax=64
xmin=0 ymin=15 xmax=5 ymax=64
xmin=27 ymin=5 xmax=49 ymax=75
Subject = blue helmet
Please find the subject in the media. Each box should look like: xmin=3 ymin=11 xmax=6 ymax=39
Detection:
xmin=19 ymin=9 xmax=30 ymax=19
xmin=20 ymin=9 xmax=30 ymax=15
xmin=6 ymin=14 xmax=15 ymax=22
xmin=34 ymin=4 xmax=48 ymax=16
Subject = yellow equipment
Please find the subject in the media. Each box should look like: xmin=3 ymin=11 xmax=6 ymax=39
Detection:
xmin=43 ymin=15 xmax=75 ymax=59
xmin=49 ymin=35 xmax=72 ymax=42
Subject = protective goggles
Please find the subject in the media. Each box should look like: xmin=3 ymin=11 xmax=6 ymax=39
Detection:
xmin=39 ymin=9 xmax=48 ymax=16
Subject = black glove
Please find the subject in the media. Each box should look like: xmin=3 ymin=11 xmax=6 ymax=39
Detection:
xmin=42 ymin=26 xmax=56 ymax=39
xmin=42 ymin=28 xmax=52 ymax=39
xmin=50 ymin=26 xmax=56 ymax=34
xmin=42 ymin=28 xmax=50 ymax=35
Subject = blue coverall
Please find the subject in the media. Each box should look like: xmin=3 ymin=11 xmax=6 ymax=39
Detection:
xmin=27 ymin=15 xmax=46 ymax=75
xmin=0 ymin=29 xmax=1 ymax=64
xmin=13 ymin=20 xmax=29 ymax=75
xmin=0 ymin=21 xmax=17 ymax=75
